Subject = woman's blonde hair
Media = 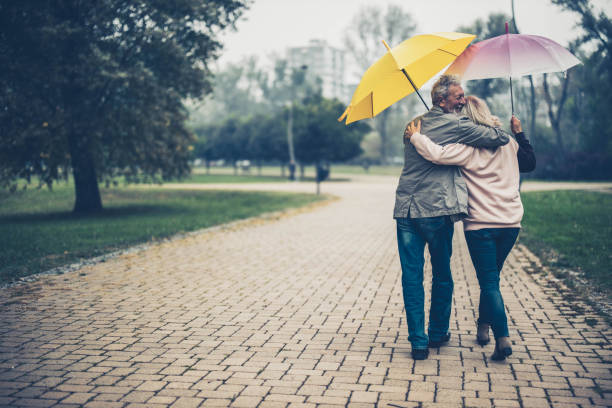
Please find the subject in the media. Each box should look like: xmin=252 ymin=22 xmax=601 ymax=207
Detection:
xmin=462 ymin=95 xmax=501 ymax=128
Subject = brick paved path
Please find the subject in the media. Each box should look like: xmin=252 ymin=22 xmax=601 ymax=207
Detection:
xmin=1 ymin=177 xmax=611 ymax=408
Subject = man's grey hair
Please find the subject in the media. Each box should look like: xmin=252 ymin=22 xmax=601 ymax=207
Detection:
xmin=431 ymin=75 xmax=462 ymax=106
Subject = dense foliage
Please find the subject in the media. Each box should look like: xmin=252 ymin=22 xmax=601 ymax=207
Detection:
xmin=528 ymin=0 xmax=611 ymax=179
xmin=0 ymin=0 xmax=248 ymax=212
xmin=455 ymin=2 xmax=611 ymax=180
xmin=193 ymin=95 xmax=368 ymax=171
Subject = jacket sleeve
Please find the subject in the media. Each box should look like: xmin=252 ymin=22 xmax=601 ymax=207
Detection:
xmin=410 ymin=132 xmax=474 ymax=167
xmin=452 ymin=116 xmax=510 ymax=148
xmin=515 ymin=132 xmax=536 ymax=172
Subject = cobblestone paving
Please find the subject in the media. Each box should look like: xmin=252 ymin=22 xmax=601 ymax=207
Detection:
xmin=1 ymin=178 xmax=610 ymax=408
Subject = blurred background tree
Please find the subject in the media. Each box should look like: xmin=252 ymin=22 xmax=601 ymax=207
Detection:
xmin=551 ymin=0 xmax=611 ymax=155
xmin=293 ymin=95 xmax=367 ymax=170
xmin=451 ymin=0 xmax=611 ymax=180
xmin=342 ymin=4 xmax=418 ymax=164
xmin=192 ymin=90 xmax=368 ymax=179
xmin=0 ymin=0 xmax=248 ymax=212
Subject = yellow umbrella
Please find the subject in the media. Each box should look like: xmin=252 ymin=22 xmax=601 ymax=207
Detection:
xmin=338 ymin=32 xmax=476 ymax=124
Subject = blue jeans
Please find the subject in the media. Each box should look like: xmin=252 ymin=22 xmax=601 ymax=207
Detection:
xmin=464 ymin=228 xmax=520 ymax=339
xmin=396 ymin=216 xmax=454 ymax=349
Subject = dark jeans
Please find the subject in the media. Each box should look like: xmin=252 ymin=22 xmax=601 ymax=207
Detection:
xmin=464 ymin=227 xmax=520 ymax=339
xmin=396 ymin=216 xmax=454 ymax=349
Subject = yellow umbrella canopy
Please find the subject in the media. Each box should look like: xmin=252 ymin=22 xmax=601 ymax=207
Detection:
xmin=339 ymin=32 xmax=476 ymax=124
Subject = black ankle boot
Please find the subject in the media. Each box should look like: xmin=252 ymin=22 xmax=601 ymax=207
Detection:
xmin=490 ymin=343 xmax=512 ymax=361
xmin=476 ymin=323 xmax=490 ymax=346
xmin=411 ymin=348 xmax=429 ymax=360
xmin=428 ymin=332 xmax=451 ymax=348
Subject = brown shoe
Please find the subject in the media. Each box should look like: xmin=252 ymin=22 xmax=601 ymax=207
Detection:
xmin=476 ymin=322 xmax=490 ymax=346
xmin=490 ymin=337 xmax=512 ymax=361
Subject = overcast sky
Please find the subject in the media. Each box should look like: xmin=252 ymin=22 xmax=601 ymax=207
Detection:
xmin=217 ymin=0 xmax=611 ymax=66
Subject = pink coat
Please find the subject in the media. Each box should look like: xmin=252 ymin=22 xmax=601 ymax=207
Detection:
xmin=410 ymin=132 xmax=522 ymax=231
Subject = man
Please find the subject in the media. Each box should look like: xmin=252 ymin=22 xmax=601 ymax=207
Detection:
xmin=394 ymin=75 xmax=511 ymax=360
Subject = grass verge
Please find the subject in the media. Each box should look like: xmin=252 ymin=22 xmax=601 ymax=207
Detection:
xmin=183 ymin=173 xmax=289 ymax=183
xmin=519 ymin=190 xmax=611 ymax=296
xmin=331 ymin=164 xmax=403 ymax=176
xmin=180 ymin=173 xmax=351 ymax=183
xmin=1 ymin=184 xmax=326 ymax=285
xmin=190 ymin=165 xmax=401 ymax=178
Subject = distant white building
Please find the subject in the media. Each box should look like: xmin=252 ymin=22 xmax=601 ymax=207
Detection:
xmin=286 ymin=39 xmax=349 ymax=102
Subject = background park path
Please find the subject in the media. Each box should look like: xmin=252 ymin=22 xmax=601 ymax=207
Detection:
xmin=1 ymin=176 xmax=611 ymax=408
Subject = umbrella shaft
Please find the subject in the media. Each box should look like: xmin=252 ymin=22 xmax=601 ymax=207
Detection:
xmin=401 ymin=69 xmax=429 ymax=111
xmin=510 ymin=77 xmax=514 ymax=115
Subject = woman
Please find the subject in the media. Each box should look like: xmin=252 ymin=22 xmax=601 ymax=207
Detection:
xmin=404 ymin=96 xmax=535 ymax=361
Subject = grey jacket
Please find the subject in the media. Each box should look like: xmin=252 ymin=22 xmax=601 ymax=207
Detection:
xmin=393 ymin=106 xmax=511 ymax=219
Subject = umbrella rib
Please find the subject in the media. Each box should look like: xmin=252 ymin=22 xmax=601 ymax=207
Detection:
xmin=341 ymin=32 xmax=476 ymax=124
xmin=438 ymin=49 xmax=458 ymax=57
xmin=525 ymin=36 xmax=569 ymax=74
xmin=370 ymin=93 xmax=373 ymax=117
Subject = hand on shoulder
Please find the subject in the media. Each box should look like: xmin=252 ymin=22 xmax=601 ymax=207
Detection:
xmin=404 ymin=120 xmax=421 ymax=141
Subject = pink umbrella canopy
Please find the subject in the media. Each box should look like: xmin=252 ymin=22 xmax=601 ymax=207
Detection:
xmin=445 ymin=33 xmax=581 ymax=80
xmin=445 ymin=24 xmax=580 ymax=114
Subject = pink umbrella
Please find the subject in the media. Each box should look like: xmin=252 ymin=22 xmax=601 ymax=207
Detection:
xmin=445 ymin=23 xmax=581 ymax=114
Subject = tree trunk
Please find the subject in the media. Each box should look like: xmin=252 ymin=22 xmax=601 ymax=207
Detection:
xmin=68 ymin=131 xmax=102 ymax=213
xmin=542 ymin=73 xmax=571 ymax=157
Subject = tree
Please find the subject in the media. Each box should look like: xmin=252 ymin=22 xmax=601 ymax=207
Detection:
xmin=0 ymin=0 xmax=248 ymax=212
xmin=187 ymin=56 xmax=268 ymax=128
xmin=192 ymin=124 xmax=218 ymax=173
xmin=343 ymin=4 xmax=417 ymax=163
xmin=550 ymin=0 xmax=612 ymax=155
xmin=194 ymin=96 xmax=368 ymax=175
xmin=542 ymin=70 xmax=572 ymax=156
xmin=247 ymin=113 xmax=289 ymax=174
xmin=294 ymin=96 xmax=368 ymax=166
xmin=194 ymin=116 xmax=251 ymax=175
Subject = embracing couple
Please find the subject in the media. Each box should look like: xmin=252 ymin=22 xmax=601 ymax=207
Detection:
xmin=394 ymin=74 xmax=536 ymax=361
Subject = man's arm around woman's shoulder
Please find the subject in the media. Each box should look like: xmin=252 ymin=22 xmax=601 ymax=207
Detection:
xmin=453 ymin=115 xmax=510 ymax=148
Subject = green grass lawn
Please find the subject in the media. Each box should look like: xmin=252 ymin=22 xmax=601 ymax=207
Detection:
xmin=520 ymin=190 xmax=612 ymax=294
xmin=181 ymin=173 xmax=288 ymax=183
xmin=332 ymin=164 xmax=403 ymax=176
xmin=190 ymin=164 xmax=401 ymax=179
xmin=181 ymin=173 xmax=350 ymax=183
xmin=0 ymin=184 xmax=325 ymax=284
